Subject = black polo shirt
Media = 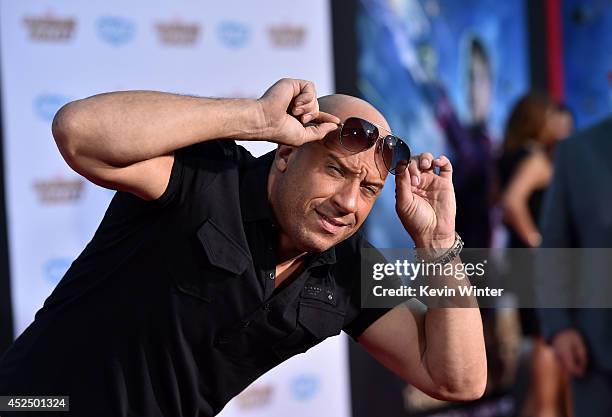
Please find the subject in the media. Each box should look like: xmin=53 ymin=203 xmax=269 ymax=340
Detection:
xmin=0 ymin=140 xmax=392 ymax=417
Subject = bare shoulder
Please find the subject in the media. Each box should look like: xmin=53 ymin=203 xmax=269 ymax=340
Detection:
xmin=515 ymin=149 xmax=552 ymax=185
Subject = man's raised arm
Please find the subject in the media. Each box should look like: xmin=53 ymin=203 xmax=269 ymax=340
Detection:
xmin=357 ymin=152 xmax=487 ymax=401
xmin=51 ymin=79 xmax=339 ymax=200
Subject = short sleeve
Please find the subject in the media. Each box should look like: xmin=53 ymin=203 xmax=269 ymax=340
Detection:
xmin=343 ymin=307 xmax=392 ymax=342
xmin=151 ymin=149 xmax=185 ymax=208
xmin=342 ymin=238 xmax=401 ymax=342
xmin=151 ymin=140 xmax=237 ymax=208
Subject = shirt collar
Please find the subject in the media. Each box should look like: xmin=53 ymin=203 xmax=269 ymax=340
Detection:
xmin=239 ymin=148 xmax=336 ymax=266
xmin=308 ymin=247 xmax=337 ymax=267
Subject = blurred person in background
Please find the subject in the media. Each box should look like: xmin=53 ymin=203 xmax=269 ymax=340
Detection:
xmin=553 ymin=104 xmax=575 ymax=142
xmin=537 ymin=115 xmax=612 ymax=417
xmin=424 ymin=36 xmax=495 ymax=249
xmin=461 ymin=36 xmax=496 ymax=247
xmin=499 ymin=93 xmax=573 ymax=249
xmin=497 ymin=92 xmax=574 ymax=417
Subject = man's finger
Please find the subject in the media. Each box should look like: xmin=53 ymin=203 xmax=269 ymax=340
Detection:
xmin=296 ymin=98 xmax=319 ymax=124
xmin=395 ymin=166 xmax=415 ymax=207
xmin=312 ymin=111 xmax=341 ymax=125
xmin=433 ymin=155 xmax=453 ymax=180
xmin=291 ymin=100 xmax=315 ymax=118
xmin=294 ymin=92 xmax=314 ymax=108
xmin=292 ymin=106 xmax=305 ymax=116
xmin=302 ymin=122 xmax=338 ymax=143
xmin=419 ymin=152 xmax=434 ymax=170
xmin=293 ymin=79 xmax=317 ymax=104
xmin=407 ymin=155 xmax=422 ymax=187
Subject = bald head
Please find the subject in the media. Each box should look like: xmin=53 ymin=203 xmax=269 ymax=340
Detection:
xmin=267 ymin=94 xmax=391 ymax=257
xmin=318 ymin=94 xmax=390 ymax=131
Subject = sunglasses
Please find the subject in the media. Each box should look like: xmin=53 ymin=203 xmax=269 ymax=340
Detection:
xmin=336 ymin=117 xmax=411 ymax=175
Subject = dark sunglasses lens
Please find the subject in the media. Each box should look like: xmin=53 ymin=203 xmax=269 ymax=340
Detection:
xmin=340 ymin=117 xmax=378 ymax=152
xmin=382 ymin=135 xmax=411 ymax=174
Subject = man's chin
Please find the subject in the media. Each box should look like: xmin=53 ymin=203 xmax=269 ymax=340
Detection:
xmin=298 ymin=231 xmax=345 ymax=253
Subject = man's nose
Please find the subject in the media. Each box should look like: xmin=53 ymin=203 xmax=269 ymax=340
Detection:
xmin=330 ymin=180 xmax=359 ymax=215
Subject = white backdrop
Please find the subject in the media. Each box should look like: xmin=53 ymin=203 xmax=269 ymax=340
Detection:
xmin=0 ymin=1 xmax=350 ymax=416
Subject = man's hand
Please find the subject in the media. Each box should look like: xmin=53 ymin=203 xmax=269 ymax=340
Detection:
xmin=395 ymin=153 xmax=456 ymax=248
xmin=257 ymin=78 xmax=340 ymax=146
xmin=552 ymin=329 xmax=588 ymax=377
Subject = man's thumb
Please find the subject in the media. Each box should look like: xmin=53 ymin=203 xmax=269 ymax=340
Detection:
xmin=395 ymin=170 xmax=415 ymax=206
xmin=303 ymin=122 xmax=337 ymax=142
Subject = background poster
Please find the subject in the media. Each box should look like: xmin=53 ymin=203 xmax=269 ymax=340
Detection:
xmin=354 ymin=0 xmax=529 ymax=415
xmin=357 ymin=0 xmax=529 ymax=250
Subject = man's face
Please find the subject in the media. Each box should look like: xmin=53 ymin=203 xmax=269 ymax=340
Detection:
xmin=270 ymin=125 xmax=388 ymax=254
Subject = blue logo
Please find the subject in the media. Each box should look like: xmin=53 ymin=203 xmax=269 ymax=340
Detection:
xmin=44 ymin=258 xmax=72 ymax=285
xmin=97 ymin=16 xmax=135 ymax=46
xmin=34 ymin=94 xmax=71 ymax=122
xmin=217 ymin=21 xmax=250 ymax=49
xmin=290 ymin=374 xmax=320 ymax=401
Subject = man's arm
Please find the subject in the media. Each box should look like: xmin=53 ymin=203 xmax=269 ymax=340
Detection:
xmin=357 ymin=262 xmax=486 ymax=402
xmin=52 ymin=93 xmax=264 ymax=200
xmin=51 ymin=79 xmax=339 ymax=200
xmin=356 ymin=152 xmax=486 ymax=401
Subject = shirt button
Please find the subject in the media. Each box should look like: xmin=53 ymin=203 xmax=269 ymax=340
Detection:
xmin=268 ymin=272 xmax=274 ymax=280
xmin=263 ymin=303 xmax=271 ymax=311
xmin=328 ymin=293 xmax=334 ymax=301
xmin=242 ymin=320 xmax=251 ymax=328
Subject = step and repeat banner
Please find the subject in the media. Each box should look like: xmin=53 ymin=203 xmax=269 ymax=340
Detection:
xmin=0 ymin=1 xmax=350 ymax=416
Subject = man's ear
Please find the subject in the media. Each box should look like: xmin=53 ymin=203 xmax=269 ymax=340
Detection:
xmin=274 ymin=145 xmax=297 ymax=173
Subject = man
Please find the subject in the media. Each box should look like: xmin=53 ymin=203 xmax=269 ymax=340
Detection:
xmin=537 ymin=116 xmax=612 ymax=417
xmin=0 ymin=78 xmax=486 ymax=416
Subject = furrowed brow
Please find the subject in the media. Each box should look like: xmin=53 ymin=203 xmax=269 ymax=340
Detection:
xmin=327 ymin=154 xmax=361 ymax=176
xmin=328 ymin=155 xmax=384 ymax=188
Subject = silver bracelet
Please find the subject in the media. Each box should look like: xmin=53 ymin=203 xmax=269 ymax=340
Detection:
xmin=415 ymin=232 xmax=464 ymax=265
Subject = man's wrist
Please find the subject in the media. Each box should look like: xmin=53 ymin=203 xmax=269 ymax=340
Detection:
xmin=414 ymin=232 xmax=462 ymax=264
xmin=226 ymin=98 xmax=268 ymax=141
xmin=414 ymin=233 xmax=456 ymax=249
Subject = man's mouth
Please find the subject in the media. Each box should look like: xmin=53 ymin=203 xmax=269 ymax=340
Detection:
xmin=315 ymin=210 xmax=347 ymax=234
